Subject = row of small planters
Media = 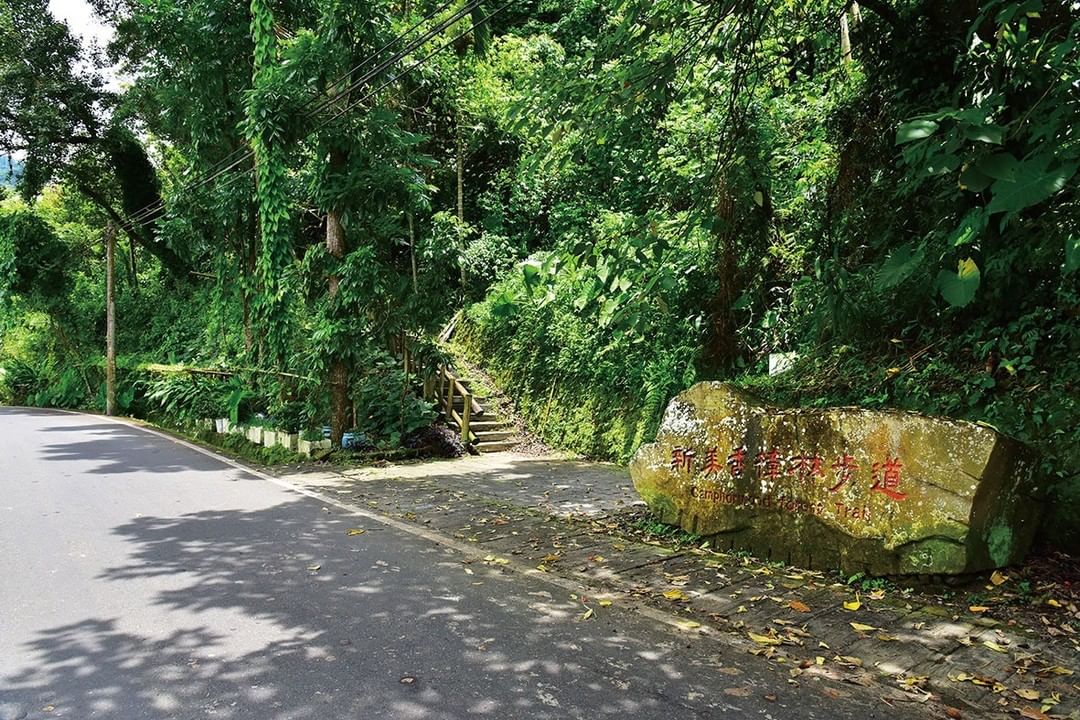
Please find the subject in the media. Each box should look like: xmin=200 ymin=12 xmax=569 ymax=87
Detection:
xmin=209 ymin=419 xmax=364 ymax=458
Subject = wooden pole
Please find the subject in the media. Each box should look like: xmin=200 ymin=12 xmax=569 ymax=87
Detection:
xmin=840 ymin=11 xmax=852 ymax=65
xmin=460 ymin=385 xmax=471 ymax=443
xmin=105 ymin=223 xmax=117 ymax=416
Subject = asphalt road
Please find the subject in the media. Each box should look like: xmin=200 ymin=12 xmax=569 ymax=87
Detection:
xmin=0 ymin=408 xmax=892 ymax=719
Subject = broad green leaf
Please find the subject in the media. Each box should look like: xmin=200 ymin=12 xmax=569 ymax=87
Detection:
xmin=987 ymin=157 xmax=1077 ymax=217
xmin=895 ymin=120 xmax=939 ymax=144
xmin=959 ymin=164 xmax=993 ymax=193
xmin=491 ymin=290 xmax=518 ymax=317
xmin=875 ymin=242 xmax=926 ymax=290
xmin=521 ymin=260 xmax=542 ymax=291
xmin=937 ymin=258 xmax=981 ymax=307
xmin=977 ymin=152 xmax=1019 ymax=181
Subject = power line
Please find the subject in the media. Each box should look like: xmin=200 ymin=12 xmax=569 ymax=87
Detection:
xmin=125 ymin=0 xmax=486 ymax=228
xmin=315 ymin=0 xmax=513 ymax=134
xmin=126 ymin=0 xmax=465 ymax=226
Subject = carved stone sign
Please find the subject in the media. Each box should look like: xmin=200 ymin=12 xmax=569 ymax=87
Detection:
xmin=629 ymin=383 xmax=1043 ymax=575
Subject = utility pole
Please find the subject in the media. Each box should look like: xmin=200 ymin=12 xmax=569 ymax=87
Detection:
xmin=105 ymin=223 xmax=117 ymax=416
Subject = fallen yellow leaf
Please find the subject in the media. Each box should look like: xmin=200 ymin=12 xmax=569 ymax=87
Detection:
xmin=843 ymin=598 xmax=862 ymax=611
xmin=833 ymin=655 xmax=863 ymax=667
xmin=748 ymin=632 xmax=782 ymax=646
xmin=1046 ymin=598 xmax=1062 ymax=608
xmin=663 ymin=589 xmax=689 ymax=602
xmin=677 ymin=620 xmax=702 ymax=629
xmin=345 ymin=528 xmax=366 ymax=536
xmin=815 ymin=656 xmax=825 ymax=665
xmin=581 ymin=608 xmax=594 ymax=621
xmin=850 ymin=622 xmax=878 ymax=633
xmin=1042 ymin=665 xmax=1073 ymax=676
xmin=990 ymin=570 xmax=1008 ymax=586
xmin=598 ymin=599 xmax=613 ymax=607
xmin=969 ymin=605 xmax=990 ymax=613
xmin=982 ymin=640 xmax=1008 ymax=653
xmin=899 ymin=675 xmax=928 ymax=688
xmin=1015 ymin=688 xmax=1041 ymax=700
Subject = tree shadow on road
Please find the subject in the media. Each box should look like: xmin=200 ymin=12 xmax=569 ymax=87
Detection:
xmin=21 ymin=413 xmax=243 ymax=475
xmin=0 ymin=491 xmax=872 ymax=720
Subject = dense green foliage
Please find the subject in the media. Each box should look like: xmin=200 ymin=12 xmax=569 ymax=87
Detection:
xmin=452 ymin=0 xmax=1080 ymax=549
xmin=0 ymin=0 xmax=1077 ymax=548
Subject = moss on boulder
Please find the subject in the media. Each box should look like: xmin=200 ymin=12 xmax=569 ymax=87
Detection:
xmin=629 ymin=382 xmax=1044 ymax=575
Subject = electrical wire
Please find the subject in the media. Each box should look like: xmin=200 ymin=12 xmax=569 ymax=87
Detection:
xmin=125 ymin=0 xmax=486 ymax=228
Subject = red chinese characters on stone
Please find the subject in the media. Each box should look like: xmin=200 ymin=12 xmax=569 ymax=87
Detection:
xmin=755 ymin=449 xmax=784 ymax=480
xmin=702 ymin=448 xmax=724 ymax=475
xmin=670 ymin=442 xmax=910 ymax=504
xmin=871 ymin=457 xmax=906 ymax=501
xmin=829 ymin=454 xmax=859 ymax=492
xmin=788 ymin=454 xmax=826 ymax=483
xmin=726 ymin=447 xmax=747 ymax=478
xmin=670 ymin=447 xmax=696 ymax=472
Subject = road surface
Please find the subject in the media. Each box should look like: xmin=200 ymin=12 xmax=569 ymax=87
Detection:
xmin=0 ymin=408 xmax=889 ymax=719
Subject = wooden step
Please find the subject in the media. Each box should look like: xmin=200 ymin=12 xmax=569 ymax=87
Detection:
xmin=476 ymin=439 xmax=517 ymax=453
xmin=473 ymin=430 xmax=515 ymax=443
xmin=468 ymin=420 xmax=512 ymax=432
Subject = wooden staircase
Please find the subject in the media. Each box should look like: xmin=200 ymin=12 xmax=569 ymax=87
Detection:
xmin=427 ymin=365 xmax=517 ymax=453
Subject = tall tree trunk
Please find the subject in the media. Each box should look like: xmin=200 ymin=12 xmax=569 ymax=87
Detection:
xmin=327 ymin=148 xmax=349 ymax=448
xmin=326 ymin=218 xmax=349 ymax=447
xmin=105 ymin=224 xmax=117 ymax=416
xmin=709 ymin=182 xmax=739 ymax=369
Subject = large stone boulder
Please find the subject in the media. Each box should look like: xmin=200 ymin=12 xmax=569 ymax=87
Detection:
xmin=630 ymin=383 xmax=1044 ymax=575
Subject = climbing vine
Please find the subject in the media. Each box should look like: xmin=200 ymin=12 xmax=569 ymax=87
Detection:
xmin=245 ymin=0 xmax=294 ymax=364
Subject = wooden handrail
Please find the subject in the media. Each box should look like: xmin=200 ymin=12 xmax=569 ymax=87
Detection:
xmin=433 ymin=363 xmax=483 ymax=442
